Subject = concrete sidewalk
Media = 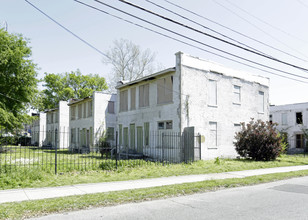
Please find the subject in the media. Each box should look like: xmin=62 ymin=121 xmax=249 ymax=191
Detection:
xmin=1 ymin=165 xmax=308 ymax=204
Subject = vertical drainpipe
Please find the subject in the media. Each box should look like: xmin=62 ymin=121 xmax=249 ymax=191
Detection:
xmin=175 ymin=52 xmax=183 ymax=133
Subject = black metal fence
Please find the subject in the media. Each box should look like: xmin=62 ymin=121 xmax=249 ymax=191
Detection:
xmin=0 ymin=130 xmax=201 ymax=174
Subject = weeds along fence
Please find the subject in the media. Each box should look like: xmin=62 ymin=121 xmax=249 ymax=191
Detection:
xmin=0 ymin=129 xmax=201 ymax=174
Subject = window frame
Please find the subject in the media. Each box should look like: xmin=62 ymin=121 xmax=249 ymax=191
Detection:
xmin=208 ymin=79 xmax=217 ymax=107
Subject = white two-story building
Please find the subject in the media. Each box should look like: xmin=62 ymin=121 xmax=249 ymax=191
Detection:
xmin=30 ymin=112 xmax=46 ymax=147
xmin=270 ymin=102 xmax=308 ymax=152
xmin=44 ymin=101 xmax=69 ymax=149
xmin=68 ymin=92 xmax=117 ymax=152
xmin=116 ymin=52 xmax=269 ymax=160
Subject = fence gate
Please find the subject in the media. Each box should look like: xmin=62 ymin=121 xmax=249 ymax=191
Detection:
xmin=183 ymin=127 xmax=201 ymax=162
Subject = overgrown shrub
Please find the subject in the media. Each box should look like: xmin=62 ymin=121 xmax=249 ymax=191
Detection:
xmin=234 ymin=119 xmax=282 ymax=161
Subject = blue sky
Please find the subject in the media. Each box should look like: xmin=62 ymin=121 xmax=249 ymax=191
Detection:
xmin=1 ymin=0 xmax=308 ymax=105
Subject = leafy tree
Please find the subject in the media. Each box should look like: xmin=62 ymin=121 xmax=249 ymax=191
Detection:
xmin=103 ymin=39 xmax=159 ymax=92
xmin=39 ymin=69 xmax=108 ymax=110
xmin=0 ymin=29 xmax=38 ymax=130
xmin=234 ymin=119 xmax=282 ymax=161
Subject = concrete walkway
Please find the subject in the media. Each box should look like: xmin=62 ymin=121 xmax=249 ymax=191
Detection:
xmin=1 ymin=165 xmax=308 ymax=204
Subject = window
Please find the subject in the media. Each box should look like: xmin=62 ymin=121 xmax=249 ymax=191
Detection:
xmin=107 ymin=127 xmax=115 ymax=141
xmin=83 ymin=102 xmax=87 ymax=118
xmin=209 ymin=122 xmax=217 ymax=148
xmin=166 ymin=121 xmax=173 ymax=129
xmin=70 ymin=106 xmax=76 ymax=120
xmin=139 ymin=84 xmax=149 ymax=108
xmin=296 ymin=112 xmax=303 ymax=124
xmin=208 ymin=80 xmax=217 ymax=106
xmin=54 ymin=112 xmax=58 ymax=123
xmin=120 ymin=90 xmax=128 ymax=112
xmin=88 ymin=101 xmax=93 ymax=117
xmin=130 ymin=87 xmax=136 ymax=110
xmin=281 ymin=113 xmax=288 ymax=125
xmin=258 ymin=91 xmax=264 ymax=113
xmin=71 ymin=128 xmax=75 ymax=144
xmin=233 ymin=85 xmax=241 ymax=104
xmin=296 ymin=134 xmax=304 ymax=148
xmin=144 ymin=122 xmax=149 ymax=146
xmin=108 ymin=101 xmax=115 ymax=114
xmin=78 ymin=104 xmax=82 ymax=119
xmin=158 ymin=121 xmax=172 ymax=130
xmin=234 ymin=123 xmax=241 ymax=133
xmin=158 ymin=122 xmax=165 ymax=130
xmin=157 ymin=76 xmax=173 ymax=104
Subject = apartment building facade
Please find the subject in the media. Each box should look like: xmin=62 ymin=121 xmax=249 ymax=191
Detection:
xmin=117 ymin=52 xmax=269 ymax=160
xmin=68 ymin=92 xmax=117 ymax=151
xmin=270 ymin=102 xmax=308 ymax=152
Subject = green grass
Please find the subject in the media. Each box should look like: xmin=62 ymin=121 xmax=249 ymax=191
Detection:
xmin=1 ymin=170 xmax=308 ymax=220
xmin=1 ymin=154 xmax=308 ymax=190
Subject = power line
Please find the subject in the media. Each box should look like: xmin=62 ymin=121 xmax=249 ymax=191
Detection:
xmin=119 ymin=0 xmax=308 ymax=72
xmin=143 ymin=0 xmax=271 ymax=58
xmin=73 ymin=0 xmax=308 ymax=83
xmin=0 ymin=92 xmax=24 ymax=103
xmin=225 ymin=0 xmax=308 ymax=45
xmin=24 ymin=0 xmax=108 ymax=58
xmin=162 ymin=0 xmax=308 ymax=64
xmin=95 ymin=0 xmax=308 ymax=80
xmin=213 ymin=0 xmax=308 ymax=60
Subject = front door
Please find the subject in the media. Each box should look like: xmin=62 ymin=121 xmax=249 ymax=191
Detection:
xmin=137 ymin=126 xmax=143 ymax=153
xmin=130 ymin=124 xmax=135 ymax=150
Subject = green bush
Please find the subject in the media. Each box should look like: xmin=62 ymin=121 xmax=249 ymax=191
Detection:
xmin=234 ymin=119 xmax=282 ymax=161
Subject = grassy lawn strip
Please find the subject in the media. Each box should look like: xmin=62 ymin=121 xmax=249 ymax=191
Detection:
xmin=1 ymin=170 xmax=308 ymax=220
xmin=1 ymin=154 xmax=308 ymax=190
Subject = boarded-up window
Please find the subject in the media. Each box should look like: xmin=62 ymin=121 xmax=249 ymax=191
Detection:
xmin=83 ymin=102 xmax=87 ymax=118
xmin=70 ymin=106 xmax=76 ymax=120
xmin=157 ymin=76 xmax=173 ymax=104
xmin=281 ymin=113 xmax=288 ymax=125
xmin=258 ymin=91 xmax=264 ymax=113
xmin=139 ymin=84 xmax=149 ymax=108
xmin=209 ymin=122 xmax=217 ymax=148
xmin=88 ymin=101 xmax=93 ymax=117
xmin=120 ymin=90 xmax=128 ymax=112
xmin=107 ymin=127 xmax=115 ymax=141
xmin=71 ymin=128 xmax=75 ymax=144
xmin=233 ymin=85 xmax=241 ymax=104
xmin=208 ymin=80 xmax=217 ymax=106
xmin=108 ymin=101 xmax=115 ymax=114
xmin=55 ymin=112 xmax=59 ymax=123
xmin=131 ymin=87 xmax=136 ymax=110
xmin=78 ymin=104 xmax=82 ymax=119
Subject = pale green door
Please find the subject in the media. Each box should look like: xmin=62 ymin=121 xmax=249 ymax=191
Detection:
xmin=130 ymin=124 xmax=135 ymax=150
xmin=123 ymin=127 xmax=128 ymax=148
xmin=137 ymin=127 xmax=143 ymax=153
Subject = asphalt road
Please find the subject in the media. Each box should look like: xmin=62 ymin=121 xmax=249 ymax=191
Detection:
xmin=32 ymin=176 xmax=308 ymax=220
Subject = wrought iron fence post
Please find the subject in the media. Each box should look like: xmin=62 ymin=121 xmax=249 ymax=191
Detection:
xmin=55 ymin=129 xmax=58 ymax=175
xmin=162 ymin=132 xmax=165 ymax=165
xmin=198 ymin=133 xmax=201 ymax=160
xmin=116 ymin=131 xmax=118 ymax=170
